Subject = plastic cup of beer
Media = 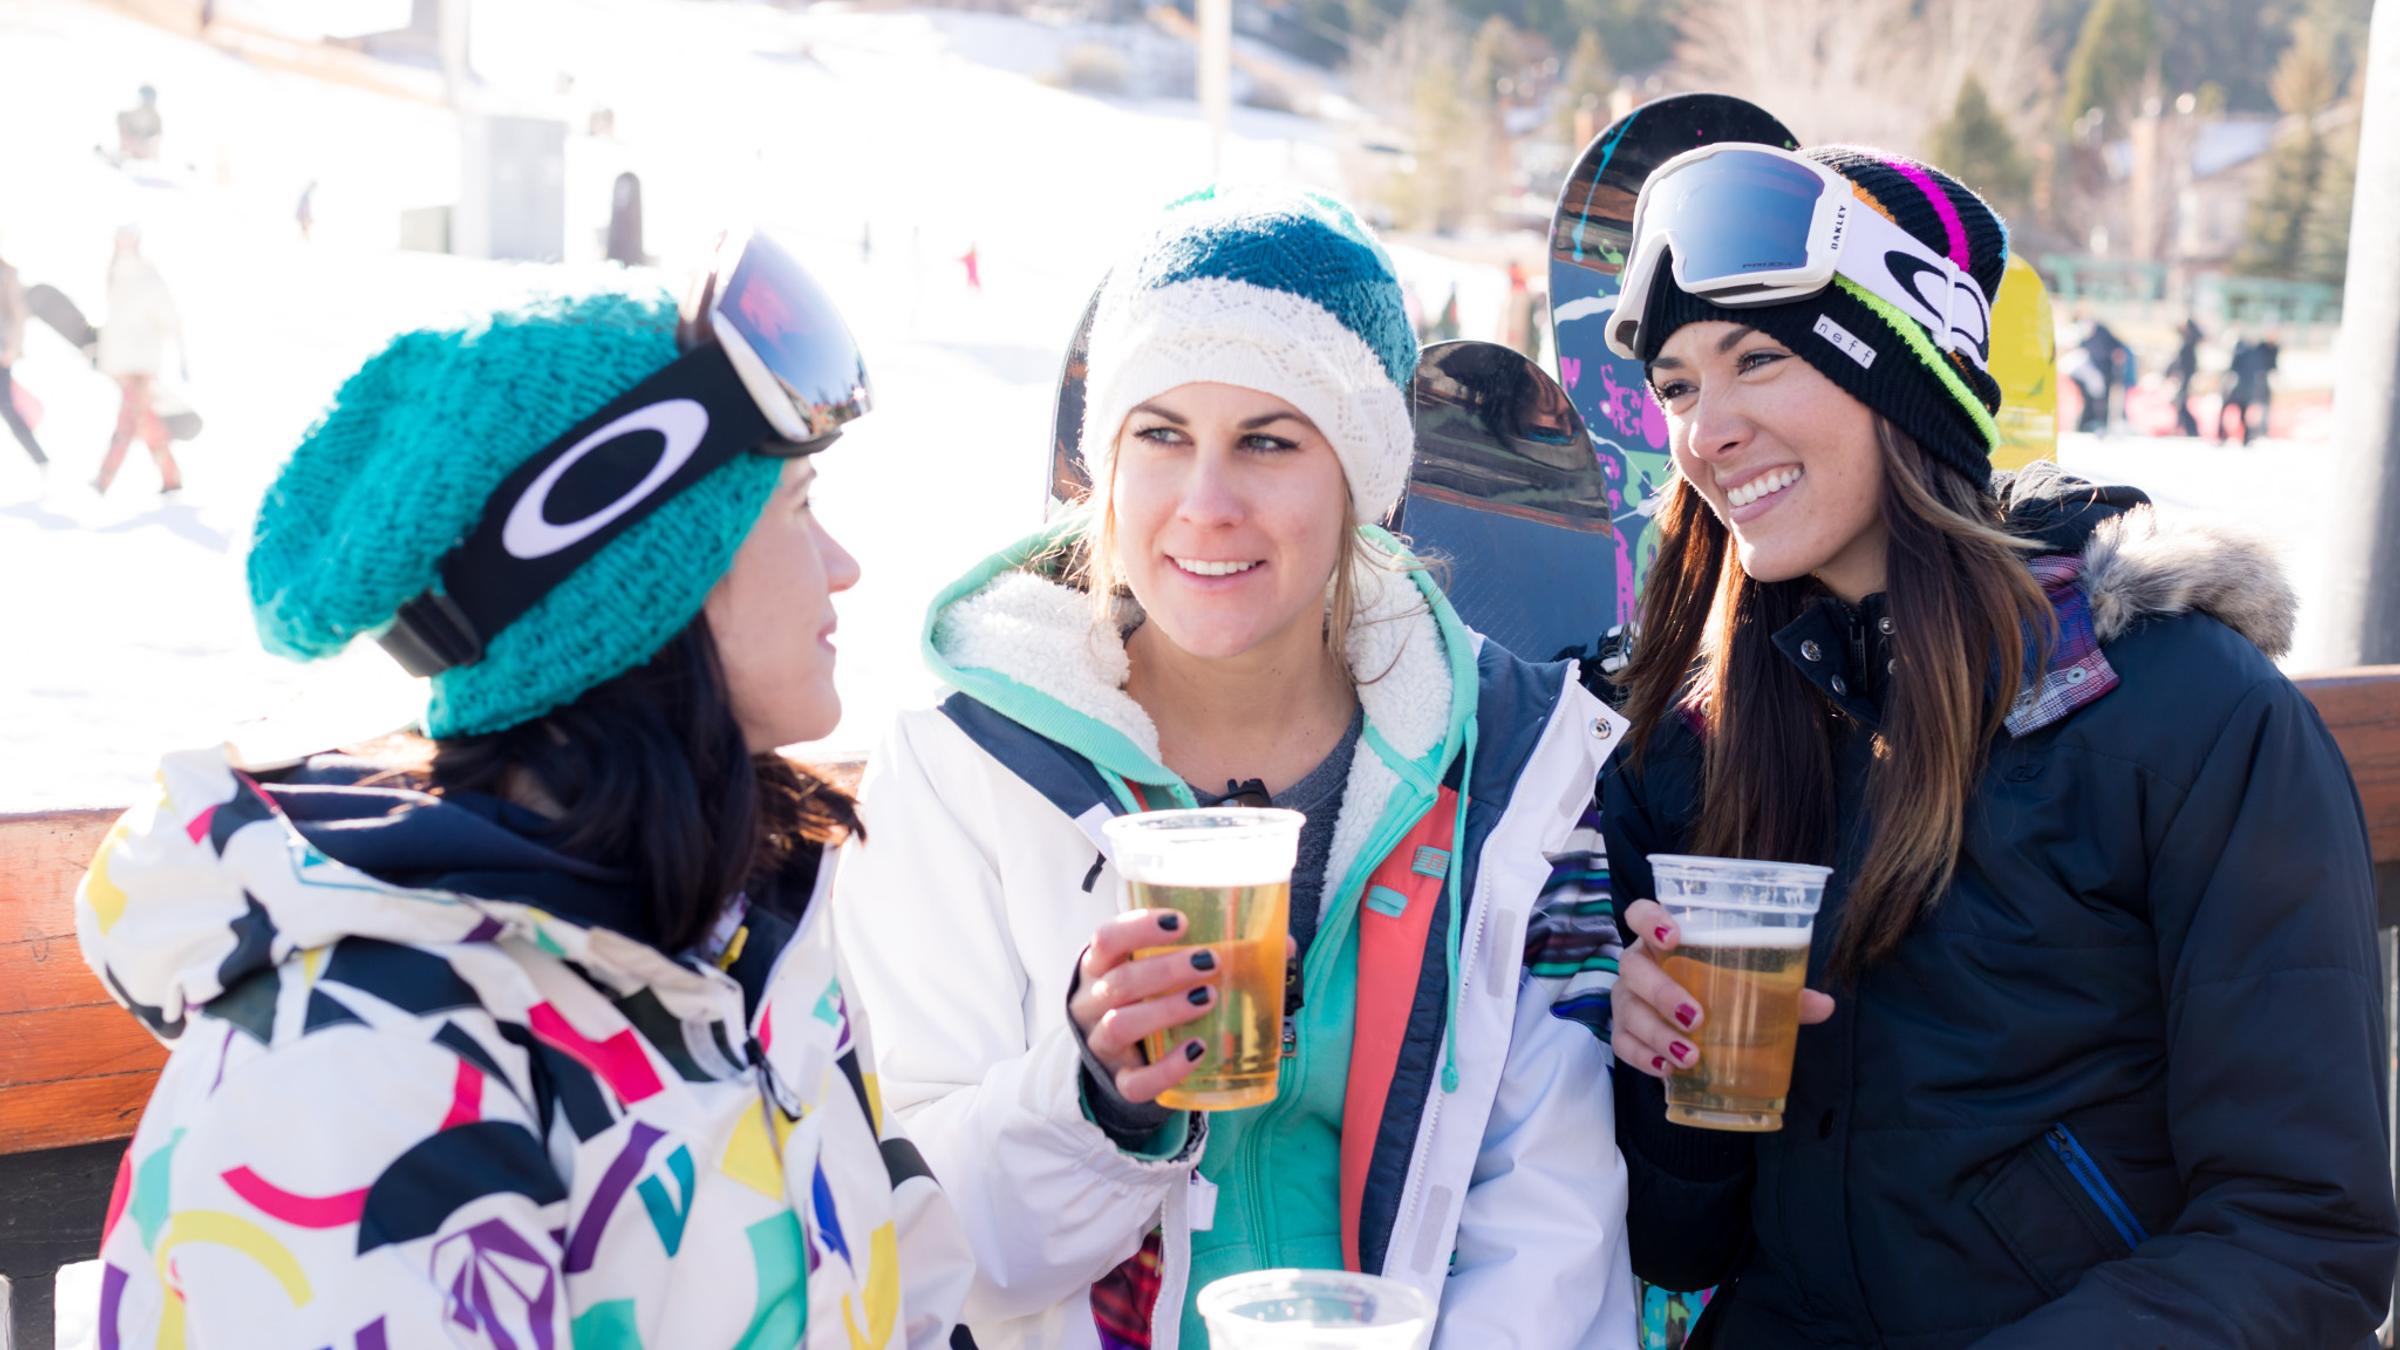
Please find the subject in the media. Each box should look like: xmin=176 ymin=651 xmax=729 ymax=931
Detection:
xmin=1196 ymin=1269 xmax=1432 ymax=1349
xmin=1101 ymin=807 xmax=1304 ymax=1111
xmin=1648 ymin=854 xmax=1833 ymax=1133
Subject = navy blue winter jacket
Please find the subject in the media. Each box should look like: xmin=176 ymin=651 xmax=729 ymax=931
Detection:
xmin=1603 ymin=471 xmax=2399 ymax=1348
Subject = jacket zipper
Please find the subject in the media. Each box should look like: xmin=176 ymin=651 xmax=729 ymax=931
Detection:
xmin=1236 ymin=788 xmax=1431 ymax=1276
xmin=2045 ymin=1123 xmax=2149 ymax=1250
xmin=1389 ymin=853 xmax=1494 ymax=1275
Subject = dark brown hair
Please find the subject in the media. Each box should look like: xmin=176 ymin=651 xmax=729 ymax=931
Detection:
xmin=385 ymin=617 xmax=859 ymax=953
xmin=1622 ymin=419 xmax=2054 ymax=980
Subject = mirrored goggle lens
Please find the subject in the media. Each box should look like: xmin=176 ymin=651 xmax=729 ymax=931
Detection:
xmin=1643 ymin=149 xmax=1826 ymax=293
xmin=716 ymin=231 xmax=872 ymax=443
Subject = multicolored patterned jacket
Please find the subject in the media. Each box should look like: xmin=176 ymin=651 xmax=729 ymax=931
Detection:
xmin=75 ymin=747 xmax=973 ymax=1349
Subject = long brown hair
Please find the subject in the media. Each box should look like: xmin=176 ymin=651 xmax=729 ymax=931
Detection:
xmin=1622 ymin=419 xmax=2054 ymax=980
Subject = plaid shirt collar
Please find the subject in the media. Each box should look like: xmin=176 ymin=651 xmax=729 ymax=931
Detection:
xmin=2004 ymin=553 xmax=2119 ymax=737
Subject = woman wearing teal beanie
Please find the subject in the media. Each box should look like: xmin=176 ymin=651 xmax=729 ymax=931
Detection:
xmin=74 ymin=233 xmax=974 ymax=1347
xmin=832 ymin=187 xmax=1641 ymax=1348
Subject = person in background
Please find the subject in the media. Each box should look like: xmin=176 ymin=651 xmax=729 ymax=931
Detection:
xmin=606 ymin=171 xmax=646 ymax=266
xmin=2164 ymin=312 xmax=2203 ymax=438
xmin=0 ymin=242 xmax=50 ymax=473
xmin=93 ymin=225 xmax=183 ymax=495
xmin=2070 ymin=303 xmax=2126 ymax=434
xmin=115 ymin=84 xmax=163 ymax=160
xmin=2232 ymin=328 xmax=2280 ymax=445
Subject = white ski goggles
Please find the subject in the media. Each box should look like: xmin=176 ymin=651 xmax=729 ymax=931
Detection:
xmin=1606 ymin=143 xmax=1993 ymax=374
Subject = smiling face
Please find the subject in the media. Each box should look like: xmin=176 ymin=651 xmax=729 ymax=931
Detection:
xmin=1107 ymin=382 xmax=1351 ymax=664
xmin=703 ymin=457 xmax=861 ymax=752
xmin=1650 ymin=321 xmax=1888 ymax=600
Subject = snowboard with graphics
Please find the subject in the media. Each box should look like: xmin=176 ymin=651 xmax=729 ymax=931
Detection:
xmin=1547 ymin=93 xmax=1800 ymax=623
xmin=1390 ymin=339 xmax=1614 ymax=675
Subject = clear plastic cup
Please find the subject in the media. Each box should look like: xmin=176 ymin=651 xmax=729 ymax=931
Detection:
xmin=1196 ymin=1269 xmax=1433 ymax=1349
xmin=1647 ymin=854 xmax=1833 ymax=1132
xmin=1101 ymin=808 xmax=1304 ymax=1111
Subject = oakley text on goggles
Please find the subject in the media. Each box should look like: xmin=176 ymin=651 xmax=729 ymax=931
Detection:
xmin=379 ymin=226 xmax=870 ymax=679
xmin=1605 ymin=144 xmax=1993 ymax=373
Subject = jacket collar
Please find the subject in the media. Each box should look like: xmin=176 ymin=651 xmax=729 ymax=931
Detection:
xmin=923 ymin=519 xmax=1479 ymax=928
xmin=1768 ymin=505 xmax=2295 ymax=737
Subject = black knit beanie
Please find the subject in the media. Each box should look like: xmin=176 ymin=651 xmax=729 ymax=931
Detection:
xmin=1635 ymin=145 xmax=2008 ymax=486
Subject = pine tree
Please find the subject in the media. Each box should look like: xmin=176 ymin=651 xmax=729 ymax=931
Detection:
xmin=2299 ymin=120 xmax=2357 ymax=287
xmin=1553 ymin=28 xmax=1612 ymax=152
xmin=1927 ymin=76 xmax=2033 ymax=212
xmin=2060 ymin=0 xmax=2157 ymax=132
xmin=2236 ymin=25 xmax=2338 ymax=279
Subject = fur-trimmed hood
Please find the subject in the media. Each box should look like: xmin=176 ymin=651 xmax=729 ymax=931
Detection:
xmin=2001 ymin=460 xmax=2295 ymax=659
xmin=2078 ymin=508 xmax=2294 ymax=659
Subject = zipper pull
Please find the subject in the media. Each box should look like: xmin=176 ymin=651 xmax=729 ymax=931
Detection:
xmin=1188 ymin=1172 xmax=1219 ymax=1231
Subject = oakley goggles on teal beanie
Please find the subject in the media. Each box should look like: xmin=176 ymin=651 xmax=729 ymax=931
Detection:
xmin=247 ymin=228 xmax=870 ymax=737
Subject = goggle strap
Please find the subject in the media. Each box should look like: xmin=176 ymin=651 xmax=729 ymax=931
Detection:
xmin=378 ymin=345 xmax=774 ymax=677
xmin=1830 ymin=274 xmax=2000 ymax=452
xmin=1841 ymin=204 xmax=1991 ymax=372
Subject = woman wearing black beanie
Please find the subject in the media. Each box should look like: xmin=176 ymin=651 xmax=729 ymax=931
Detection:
xmin=1599 ymin=143 xmax=2397 ymax=1347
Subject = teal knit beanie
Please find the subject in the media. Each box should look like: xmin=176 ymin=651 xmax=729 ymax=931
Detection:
xmin=1080 ymin=185 xmax=1419 ymax=524
xmin=247 ymin=287 xmax=784 ymax=738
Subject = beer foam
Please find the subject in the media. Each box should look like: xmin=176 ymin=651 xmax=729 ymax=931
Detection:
xmin=1668 ymin=909 xmax=1814 ymax=946
xmin=1104 ymin=808 xmax=1304 ymax=886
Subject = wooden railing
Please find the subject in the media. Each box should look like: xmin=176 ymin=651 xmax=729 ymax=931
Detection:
xmin=6 ymin=674 xmax=2400 ymax=1347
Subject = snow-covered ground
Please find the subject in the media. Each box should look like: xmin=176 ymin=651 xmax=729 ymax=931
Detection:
xmin=0 ymin=0 xmax=2344 ymax=822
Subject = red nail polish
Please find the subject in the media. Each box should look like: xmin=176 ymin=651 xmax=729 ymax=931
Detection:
xmin=1671 ymin=1042 xmax=1692 ymax=1062
xmin=1675 ymin=1004 xmax=1698 ymax=1028
xmin=1651 ymin=1055 xmax=1666 ymax=1072
xmin=1653 ymin=926 xmax=1672 ymax=944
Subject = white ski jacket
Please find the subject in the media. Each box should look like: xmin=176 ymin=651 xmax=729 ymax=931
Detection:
xmin=833 ymin=522 xmax=1640 ymax=1349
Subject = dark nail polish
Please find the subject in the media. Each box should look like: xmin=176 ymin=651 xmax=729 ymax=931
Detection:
xmin=1187 ymin=986 xmax=1212 ymax=1006
xmin=1651 ymin=1055 xmax=1666 ymax=1072
xmin=1158 ymin=913 xmax=1183 ymax=932
xmin=1190 ymin=950 xmax=1217 ymax=972
xmin=1185 ymin=1040 xmax=1206 ymax=1061
xmin=1670 ymin=1042 xmax=1692 ymax=1062
xmin=1653 ymin=926 xmax=1672 ymax=944
xmin=1675 ymin=1004 xmax=1698 ymax=1028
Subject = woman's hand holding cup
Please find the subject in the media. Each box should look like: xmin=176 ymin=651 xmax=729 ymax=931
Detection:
xmin=1613 ymin=897 xmax=1837 ymax=1081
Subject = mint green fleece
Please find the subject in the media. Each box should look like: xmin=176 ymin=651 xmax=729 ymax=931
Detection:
xmin=1180 ymin=909 xmax=1360 ymax=1347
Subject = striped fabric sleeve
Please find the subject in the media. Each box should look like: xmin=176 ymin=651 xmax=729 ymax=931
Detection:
xmin=1525 ymin=804 xmax=1622 ymax=1038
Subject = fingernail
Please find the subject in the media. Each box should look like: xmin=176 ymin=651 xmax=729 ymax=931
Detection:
xmin=1185 ymin=1040 xmax=1206 ymax=1061
xmin=1190 ymin=950 xmax=1217 ymax=972
xmin=1651 ymin=1055 xmax=1666 ymax=1072
xmin=1675 ymin=1004 xmax=1698 ymax=1028
xmin=1670 ymin=1042 xmax=1693 ymax=1062
xmin=1187 ymin=986 xmax=1212 ymax=1006
xmin=1158 ymin=913 xmax=1183 ymax=932
xmin=1653 ymin=926 xmax=1671 ymax=944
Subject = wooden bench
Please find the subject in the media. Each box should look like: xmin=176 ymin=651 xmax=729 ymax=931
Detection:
xmin=6 ymin=675 xmax=2400 ymax=1347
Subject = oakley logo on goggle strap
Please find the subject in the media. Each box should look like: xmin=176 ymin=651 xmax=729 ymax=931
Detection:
xmin=500 ymin=399 xmax=710 ymax=561
xmin=1877 ymin=247 xmax=1991 ymax=368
